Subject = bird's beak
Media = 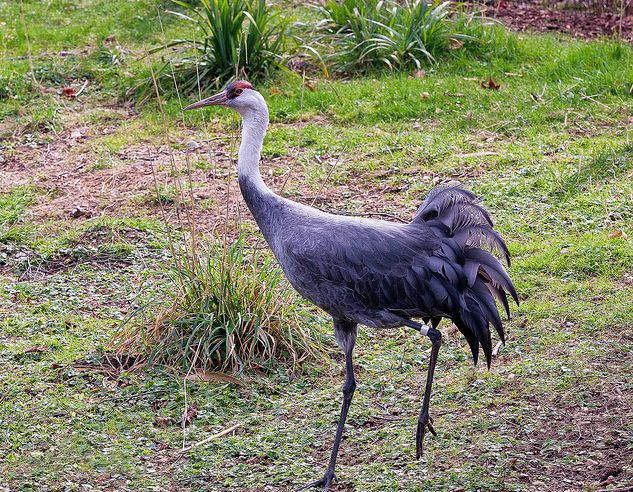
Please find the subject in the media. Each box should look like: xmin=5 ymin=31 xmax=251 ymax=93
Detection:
xmin=184 ymin=90 xmax=229 ymax=110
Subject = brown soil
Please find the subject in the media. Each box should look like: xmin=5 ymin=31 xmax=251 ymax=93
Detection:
xmin=1 ymin=116 xmax=241 ymax=232
xmin=0 ymin=105 xmax=427 ymax=239
xmin=479 ymin=0 xmax=633 ymax=41
xmin=498 ymin=345 xmax=633 ymax=491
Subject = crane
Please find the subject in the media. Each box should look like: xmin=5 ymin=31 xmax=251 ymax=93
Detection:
xmin=185 ymin=80 xmax=518 ymax=491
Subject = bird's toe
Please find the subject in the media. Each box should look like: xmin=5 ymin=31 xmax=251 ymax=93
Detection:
xmin=416 ymin=413 xmax=437 ymax=458
xmin=296 ymin=472 xmax=335 ymax=492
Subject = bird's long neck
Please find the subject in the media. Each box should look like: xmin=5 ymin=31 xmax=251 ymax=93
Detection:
xmin=237 ymin=106 xmax=280 ymax=241
xmin=237 ymin=109 xmax=268 ymax=193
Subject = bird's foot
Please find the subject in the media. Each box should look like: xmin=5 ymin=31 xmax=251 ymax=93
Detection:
xmin=295 ymin=471 xmax=335 ymax=492
xmin=416 ymin=411 xmax=437 ymax=459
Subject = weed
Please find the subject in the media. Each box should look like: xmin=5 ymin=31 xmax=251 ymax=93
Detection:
xmin=116 ymin=234 xmax=323 ymax=373
xmin=136 ymin=185 xmax=178 ymax=206
xmin=0 ymin=186 xmax=36 ymax=229
xmin=140 ymin=0 xmax=293 ymax=99
xmin=314 ymin=0 xmax=477 ymax=72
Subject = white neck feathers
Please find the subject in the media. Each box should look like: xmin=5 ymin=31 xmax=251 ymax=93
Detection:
xmin=237 ymin=97 xmax=269 ymax=193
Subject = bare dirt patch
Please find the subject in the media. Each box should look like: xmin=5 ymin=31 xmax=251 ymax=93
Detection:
xmin=1 ymin=104 xmax=425 ymax=237
xmin=480 ymin=0 xmax=633 ymax=41
xmin=503 ymin=346 xmax=633 ymax=491
xmin=2 ymin=114 xmax=241 ymax=232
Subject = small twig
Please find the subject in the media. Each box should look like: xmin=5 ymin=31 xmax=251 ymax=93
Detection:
xmin=279 ymin=73 xmax=307 ymax=196
xmin=178 ymin=423 xmax=241 ymax=454
xmin=311 ymin=149 xmax=346 ymax=207
xmin=618 ymin=0 xmax=626 ymax=41
xmin=580 ymin=94 xmax=610 ymax=110
xmin=318 ymin=210 xmax=407 ymax=223
xmin=75 ymin=79 xmax=89 ymax=96
xmin=19 ymin=0 xmax=39 ymax=90
xmin=96 ymin=388 xmax=170 ymax=404
xmin=435 ymin=408 xmax=460 ymax=417
xmin=492 ymin=340 xmax=503 ymax=357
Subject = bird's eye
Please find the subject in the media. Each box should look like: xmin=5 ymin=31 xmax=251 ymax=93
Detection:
xmin=235 ymin=88 xmax=243 ymax=95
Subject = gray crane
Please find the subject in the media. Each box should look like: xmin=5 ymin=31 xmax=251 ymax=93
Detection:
xmin=185 ymin=80 xmax=518 ymax=491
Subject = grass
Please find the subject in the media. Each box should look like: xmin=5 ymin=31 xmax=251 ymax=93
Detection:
xmin=0 ymin=185 xmax=37 ymax=229
xmin=1 ymin=0 xmax=633 ymax=490
xmin=116 ymin=234 xmax=323 ymax=373
xmin=314 ymin=0 xmax=479 ymax=72
xmin=142 ymin=0 xmax=293 ymax=98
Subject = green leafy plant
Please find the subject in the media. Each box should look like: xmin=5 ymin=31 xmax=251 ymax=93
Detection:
xmin=116 ymin=234 xmax=324 ymax=374
xmin=144 ymin=0 xmax=292 ymax=98
xmin=314 ymin=0 xmax=476 ymax=72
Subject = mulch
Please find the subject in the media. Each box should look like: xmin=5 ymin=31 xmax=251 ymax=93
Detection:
xmin=478 ymin=0 xmax=633 ymax=41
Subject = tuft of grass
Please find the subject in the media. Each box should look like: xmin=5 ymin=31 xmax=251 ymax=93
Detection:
xmin=556 ymin=142 xmax=633 ymax=195
xmin=314 ymin=0 xmax=477 ymax=72
xmin=135 ymin=185 xmax=179 ymax=206
xmin=141 ymin=0 xmax=293 ymax=99
xmin=116 ymin=234 xmax=324 ymax=374
xmin=0 ymin=186 xmax=36 ymax=230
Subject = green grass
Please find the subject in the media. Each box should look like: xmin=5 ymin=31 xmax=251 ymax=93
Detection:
xmin=0 ymin=185 xmax=40 ymax=233
xmin=1 ymin=0 xmax=633 ymax=490
xmin=313 ymin=0 xmax=478 ymax=72
xmin=116 ymin=233 xmax=324 ymax=374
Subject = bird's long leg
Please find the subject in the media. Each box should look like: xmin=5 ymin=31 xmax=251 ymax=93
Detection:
xmin=297 ymin=320 xmax=357 ymax=492
xmin=403 ymin=319 xmax=442 ymax=458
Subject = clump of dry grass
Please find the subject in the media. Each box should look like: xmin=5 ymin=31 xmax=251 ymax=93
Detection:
xmin=116 ymin=234 xmax=324 ymax=374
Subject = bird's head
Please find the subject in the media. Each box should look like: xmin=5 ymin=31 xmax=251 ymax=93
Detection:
xmin=184 ymin=80 xmax=265 ymax=117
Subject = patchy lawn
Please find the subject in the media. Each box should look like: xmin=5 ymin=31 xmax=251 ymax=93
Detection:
xmin=1 ymin=1 xmax=632 ymax=491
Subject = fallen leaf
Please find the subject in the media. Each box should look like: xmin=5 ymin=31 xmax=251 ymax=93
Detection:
xmin=305 ymin=80 xmax=316 ymax=92
xmin=62 ymin=87 xmax=76 ymax=97
xmin=414 ymin=69 xmax=426 ymax=78
xmin=155 ymin=416 xmax=171 ymax=428
xmin=95 ymin=474 xmax=112 ymax=485
xmin=599 ymin=476 xmax=615 ymax=487
xmin=463 ymin=77 xmax=479 ymax=81
xmin=419 ymin=91 xmax=430 ymax=99
xmin=449 ymin=38 xmax=464 ymax=49
xmin=504 ymin=72 xmax=523 ymax=77
xmin=25 ymin=346 xmax=50 ymax=353
xmin=481 ymin=77 xmax=500 ymax=90
xmin=492 ymin=340 xmax=503 ymax=357
xmin=608 ymin=229 xmax=628 ymax=239
xmin=457 ymin=151 xmax=499 ymax=158
xmin=435 ymin=107 xmax=443 ymax=113
xmin=182 ymin=401 xmax=198 ymax=427
xmin=269 ymin=86 xmax=281 ymax=95
xmin=445 ymin=91 xmax=465 ymax=97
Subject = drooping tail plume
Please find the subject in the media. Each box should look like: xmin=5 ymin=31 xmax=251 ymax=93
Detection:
xmin=413 ymin=186 xmax=519 ymax=366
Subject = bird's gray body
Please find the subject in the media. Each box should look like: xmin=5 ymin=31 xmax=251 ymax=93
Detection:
xmin=241 ymin=174 xmax=436 ymax=325
xmin=241 ymin=171 xmax=517 ymax=365
xmin=241 ymin=174 xmax=436 ymax=328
